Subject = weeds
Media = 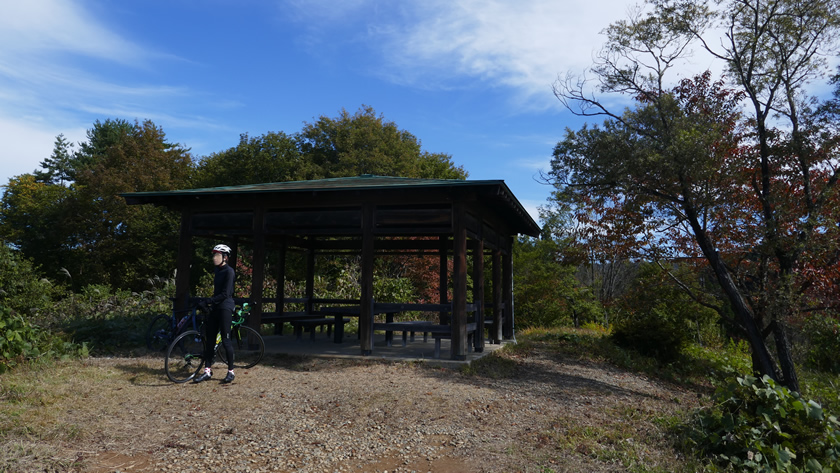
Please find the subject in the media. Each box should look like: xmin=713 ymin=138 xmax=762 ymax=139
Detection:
xmin=677 ymin=374 xmax=840 ymax=472
xmin=460 ymin=348 xmax=520 ymax=378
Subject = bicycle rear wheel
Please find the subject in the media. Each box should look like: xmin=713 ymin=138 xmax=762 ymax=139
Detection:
xmin=218 ymin=325 xmax=264 ymax=369
xmin=146 ymin=314 xmax=173 ymax=352
xmin=165 ymin=330 xmax=206 ymax=383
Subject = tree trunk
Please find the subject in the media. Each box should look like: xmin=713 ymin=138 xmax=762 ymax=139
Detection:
xmin=773 ymin=320 xmax=800 ymax=393
xmin=684 ymin=210 xmax=781 ymax=383
xmin=707 ymin=253 xmax=780 ymax=382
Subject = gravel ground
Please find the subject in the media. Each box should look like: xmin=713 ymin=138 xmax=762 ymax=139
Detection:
xmin=4 ymin=344 xmax=700 ymax=473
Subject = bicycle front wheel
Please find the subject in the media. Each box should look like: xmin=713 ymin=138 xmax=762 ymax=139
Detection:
xmin=165 ymin=329 xmax=206 ymax=383
xmin=218 ymin=325 xmax=264 ymax=369
xmin=146 ymin=314 xmax=173 ymax=352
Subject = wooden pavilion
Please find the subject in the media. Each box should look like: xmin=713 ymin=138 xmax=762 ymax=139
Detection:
xmin=122 ymin=175 xmax=540 ymax=360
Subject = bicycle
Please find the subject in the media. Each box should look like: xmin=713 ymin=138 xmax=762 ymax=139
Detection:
xmin=164 ymin=303 xmax=265 ymax=383
xmin=146 ymin=299 xmax=206 ymax=353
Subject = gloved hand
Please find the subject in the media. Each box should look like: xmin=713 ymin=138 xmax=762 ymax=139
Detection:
xmin=197 ymin=299 xmax=210 ymax=313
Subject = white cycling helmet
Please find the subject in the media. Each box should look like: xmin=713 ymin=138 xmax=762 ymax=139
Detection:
xmin=212 ymin=244 xmax=231 ymax=255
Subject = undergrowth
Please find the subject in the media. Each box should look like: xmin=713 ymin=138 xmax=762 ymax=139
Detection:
xmin=0 ymin=306 xmax=88 ymax=373
xmin=511 ymin=327 xmax=840 ymax=473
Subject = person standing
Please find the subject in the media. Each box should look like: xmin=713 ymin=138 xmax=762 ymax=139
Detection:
xmin=195 ymin=244 xmax=236 ymax=384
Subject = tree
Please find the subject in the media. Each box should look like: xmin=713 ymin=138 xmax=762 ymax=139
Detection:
xmin=1 ymin=119 xmax=194 ymax=291
xmin=514 ymin=211 xmax=603 ymax=329
xmin=33 ymin=134 xmax=74 ymax=186
xmin=0 ymin=175 xmax=73 ymax=278
xmin=297 ymin=105 xmax=468 ymax=179
xmin=72 ymin=119 xmax=136 ymax=181
xmin=193 ymin=131 xmax=310 ymax=188
xmin=69 ymin=120 xmax=193 ymax=289
xmin=193 ymin=106 xmax=468 ymax=188
xmin=541 ymin=197 xmax=637 ymax=322
xmin=550 ymin=0 xmax=840 ymax=392
xmin=612 ymin=262 xmax=721 ymax=361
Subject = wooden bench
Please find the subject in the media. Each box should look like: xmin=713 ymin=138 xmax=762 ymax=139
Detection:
xmin=261 ymin=312 xmax=350 ymax=342
xmin=429 ymin=323 xmax=478 ymax=359
xmin=372 ymin=322 xmax=478 ymax=358
xmin=372 ymin=321 xmax=433 ymax=347
xmin=289 ymin=317 xmax=351 ymax=342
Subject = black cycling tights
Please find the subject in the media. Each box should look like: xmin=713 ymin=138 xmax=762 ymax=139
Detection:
xmin=204 ymin=307 xmax=235 ymax=371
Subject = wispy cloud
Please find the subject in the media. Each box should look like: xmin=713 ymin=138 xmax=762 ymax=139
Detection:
xmin=0 ymin=0 xmax=189 ymax=181
xmin=282 ymin=0 xmax=636 ymax=101
xmin=0 ymin=0 xmax=147 ymax=64
xmin=385 ymin=1 xmax=626 ymax=93
xmin=515 ymin=156 xmax=552 ymax=172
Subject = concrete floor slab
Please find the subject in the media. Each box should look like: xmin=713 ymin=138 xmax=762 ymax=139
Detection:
xmin=262 ymin=331 xmax=510 ymax=367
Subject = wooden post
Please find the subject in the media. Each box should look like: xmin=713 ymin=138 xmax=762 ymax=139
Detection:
xmin=492 ymin=249 xmax=503 ymax=344
xmin=229 ymin=237 xmax=239 ymax=272
xmin=275 ymin=236 xmax=287 ymax=335
xmin=473 ymin=238 xmax=485 ymax=353
xmin=439 ymin=236 xmax=449 ymax=324
xmin=305 ymin=237 xmax=315 ymax=315
xmin=250 ymin=207 xmax=266 ymax=330
xmin=502 ymin=239 xmax=514 ymax=339
xmin=360 ymin=204 xmax=375 ymax=355
xmin=174 ymin=209 xmax=193 ymax=312
xmin=452 ymin=203 xmax=467 ymax=360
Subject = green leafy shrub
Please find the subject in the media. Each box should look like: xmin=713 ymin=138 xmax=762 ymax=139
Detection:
xmin=800 ymin=314 xmax=840 ymax=374
xmin=611 ymin=263 xmax=721 ymax=362
xmin=55 ymin=281 xmax=174 ymax=354
xmin=800 ymin=370 xmax=840 ymax=420
xmin=611 ymin=306 xmax=689 ymax=363
xmin=0 ymin=245 xmax=67 ymax=321
xmin=0 ymin=306 xmax=87 ymax=373
xmin=678 ymin=339 xmax=753 ymax=386
xmin=679 ymin=373 xmax=840 ymax=472
xmin=513 ymin=237 xmax=603 ymax=328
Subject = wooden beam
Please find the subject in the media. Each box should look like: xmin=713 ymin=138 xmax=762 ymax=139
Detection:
xmin=374 ymin=303 xmax=452 ymax=312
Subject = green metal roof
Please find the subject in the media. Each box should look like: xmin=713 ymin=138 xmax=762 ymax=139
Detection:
xmin=121 ymin=175 xmax=540 ymax=236
xmin=123 ymin=174 xmax=495 ymax=197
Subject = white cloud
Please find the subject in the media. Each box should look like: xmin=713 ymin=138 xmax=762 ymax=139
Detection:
xmin=0 ymin=0 xmax=146 ymax=64
xmin=281 ymin=0 xmax=634 ymax=94
xmin=0 ymin=118 xmax=87 ymax=183
xmin=0 ymin=0 xmax=198 ymax=185
xmin=391 ymin=1 xmax=627 ymax=91
xmin=372 ymin=0 xmax=640 ymax=106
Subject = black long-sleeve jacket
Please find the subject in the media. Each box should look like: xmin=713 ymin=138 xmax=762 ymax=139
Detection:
xmin=210 ymin=264 xmax=235 ymax=311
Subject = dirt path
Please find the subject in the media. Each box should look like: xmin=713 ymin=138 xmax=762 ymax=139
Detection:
xmin=1 ymin=346 xmax=700 ymax=472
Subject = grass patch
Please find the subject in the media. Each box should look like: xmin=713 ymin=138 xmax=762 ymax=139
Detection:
xmin=0 ymin=357 xmax=140 ymax=444
xmin=460 ymin=346 xmax=520 ymax=378
xmin=0 ymin=440 xmax=80 ymax=473
xmin=541 ymin=404 xmax=697 ymax=473
xmin=515 ymin=326 xmax=753 ymax=394
xmin=800 ymin=370 xmax=840 ymax=415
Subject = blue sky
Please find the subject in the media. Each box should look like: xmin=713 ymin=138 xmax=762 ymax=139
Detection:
xmin=0 ymin=0 xmax=682 ymax=224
